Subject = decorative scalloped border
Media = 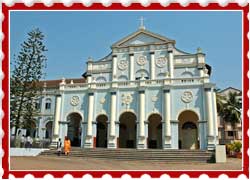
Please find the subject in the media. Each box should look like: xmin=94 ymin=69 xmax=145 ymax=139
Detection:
xmin=1 ymin=2 xmax=249 ymax=179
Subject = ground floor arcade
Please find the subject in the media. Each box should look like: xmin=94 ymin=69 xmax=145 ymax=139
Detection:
xmin=62 ymin=110 xmax=206 ymax=150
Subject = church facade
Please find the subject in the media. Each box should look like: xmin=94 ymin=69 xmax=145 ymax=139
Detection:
xmin=30 ymin=26 xmax=219 ymax=150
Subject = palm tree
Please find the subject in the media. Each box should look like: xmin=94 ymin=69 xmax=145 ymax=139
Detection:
xmin=222 ymin=92 xmax=241 ymax=140
xmin=215 ymin=89 xmax=227 ymax=116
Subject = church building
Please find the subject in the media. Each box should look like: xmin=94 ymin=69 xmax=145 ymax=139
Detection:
xmin=30 ymin=23 xmax=219 ymax=150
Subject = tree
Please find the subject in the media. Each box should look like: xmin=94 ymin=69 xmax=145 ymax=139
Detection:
xmin=10 ymin=28 xmax=47 ymax=136
xmin=215 ymin=88 xmax=226 ymax=116
xmin=216 ymin=90 xmax=241 ymax=140
xmin=223 ymin=92 xmax=241 ymax=140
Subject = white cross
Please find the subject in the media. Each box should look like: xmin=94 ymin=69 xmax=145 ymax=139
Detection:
xmin=139 ymin=16 xmax=146 ymax=30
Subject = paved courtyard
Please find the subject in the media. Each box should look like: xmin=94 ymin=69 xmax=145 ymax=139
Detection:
xmin=10 ymin=156 xmax=242 ymax=170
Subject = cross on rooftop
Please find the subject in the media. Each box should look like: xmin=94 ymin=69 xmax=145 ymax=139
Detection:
xmin=139 ymin=16 xmax=146 ymax=30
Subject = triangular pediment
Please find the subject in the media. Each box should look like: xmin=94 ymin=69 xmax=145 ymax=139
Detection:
xmin=112 ymin=29 xmax=175 ymax=48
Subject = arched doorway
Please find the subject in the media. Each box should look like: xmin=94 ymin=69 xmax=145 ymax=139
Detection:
xmin=67 ymin=113 xmax=82 ymax=147
xmin=178 ymin=110 xmax=199 ymax=149
xmin=45 ymin=121 xmax=53 ymax=141
xmin=96 ymin=114 xmax=108 ymax=148
xmin=119 ymin=112 xmax=137 ymax=148
xmin=148 ymin=114 xmax=162 ymax=149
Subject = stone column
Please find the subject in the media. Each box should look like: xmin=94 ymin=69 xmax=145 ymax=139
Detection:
xmin=212 ymin=89 xmax=219 ymax=141
xmin=112 ymin=55 xmax=117 ymax=81
xmin=205 ymin=87 xmax=215 ymax=150
xmin=138 ymin=90 xmax=146 ymax=149
xmin=163 ymin=88 xmax=171 ymax=148
xmin=168 ymin=50 xmax=174 ymax=79
xmin=87 ymin=75 xmax=92 ymax=83
xmin=108 ymin=91 xmax=117 ymax=148
xmin=199 ymin=68 xmax=204 ymax=77
xmin=85 ymin=92 xmax=94 ymax=148
xmin=53 ymin=95 xmax=62 ymax=141
xmin=129 ymin=54 xmax=135 ymax=81
xmin=150 ymin=52 xmax=155 ymax=80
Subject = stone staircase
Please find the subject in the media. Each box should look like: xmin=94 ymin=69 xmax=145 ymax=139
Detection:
xmin=40 ymin=147 xmax=214 ymax=163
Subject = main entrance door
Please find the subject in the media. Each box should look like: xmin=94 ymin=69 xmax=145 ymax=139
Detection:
xmin=67 ymin=113 xmax=82 ymax=147
xmin=148 ymin=114 xmax=162 ymax=149
xmin=96 ymin=114 xmax=108 ymax=148
xmin=119 ymin=112 xmax=137 ymax=148
xmin=178 ymin=110 xmax=199 ymax=149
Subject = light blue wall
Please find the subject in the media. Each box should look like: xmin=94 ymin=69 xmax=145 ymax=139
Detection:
xmin=117 ymin=53 xmax=129 ymax=80
xmin=155 ymin=50 xmax=169 ymax=79
xmin=174 ymin=67 xmax=199 ymax=78
xmin=134 ymin=52 xmax=150 ymax=79
xmin=93 ymin=72 xmax=111 ymax=82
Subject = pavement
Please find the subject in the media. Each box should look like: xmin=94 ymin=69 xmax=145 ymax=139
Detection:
xmin=10 ymin=156 xmax=242 ymax=170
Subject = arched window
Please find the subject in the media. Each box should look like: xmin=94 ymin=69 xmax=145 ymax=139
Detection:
xmin=135 ymin=69 xmax=149 ymax=80
xmin=45 ymin=98 xmax=52 ymax=110
xmin=118 ymin=75 xmax=128 ymax=81
xmin=96 ymin=76 xmax=107 ymax=82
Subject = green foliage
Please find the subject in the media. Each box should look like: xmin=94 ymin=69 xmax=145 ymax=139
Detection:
xmin=216 ymin=90 xmax=241 ymax=139
xmin=10 ymin=28 xmax=47 ymax=134
xmin=227 ymin=141 xmax=242 ymax=153
xmin=232 ymin=141 xmax=242 ymax=152
xmin=223 ymin=92 xmax=241 ymax=128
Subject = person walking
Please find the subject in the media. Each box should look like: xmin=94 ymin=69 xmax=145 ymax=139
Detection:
xmin=57 ymin=138 xmax=62 ymax=156
xmin=64 ymin=136 xmax=71 ymax=156
xmin=20 ymin=135 xmax=25 ymax=148
xmin=26 ymin=136 xmax=32 ymax=150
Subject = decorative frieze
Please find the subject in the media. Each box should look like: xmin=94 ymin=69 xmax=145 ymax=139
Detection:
xmin=121 ymin=93 xmax=133 ymax=108
xmin=156 ymin=57 xmax=168 ymax=68
xmin=181 ymin=91 xmax=193 ymax=103
xmin=137 ymin=55 xmax=147 ymax=66
xmin=70 ymin=96 xmax=80 ymax=106
xmin=117 ymin=59 xmax=128 ymax=71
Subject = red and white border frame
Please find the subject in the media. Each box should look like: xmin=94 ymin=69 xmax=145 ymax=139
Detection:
xmin=2 ymin=3 xmax=249 ymax=179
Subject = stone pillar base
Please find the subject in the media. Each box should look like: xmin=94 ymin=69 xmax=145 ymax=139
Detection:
xmin=163 ymin=144 xmax=171 ymax=149
xmin=207 ymin=136 xmax=216 ymax=151
xmin=137 ymin=144 xmax=146 ymax=149
xmin=137 ymin=136 xmax=146 ymax=149
xmin=207 ymin=144 xmax=215 ymax=151
xmin=108 ymin=136 xmax=116 ymax=149
xmin=84 ymin=136 xmax=93 ymax=148
xmin=50 ymin=135 xmax=59 ymax=148
xmin=49 ymin=141 xmax=58 ymax=148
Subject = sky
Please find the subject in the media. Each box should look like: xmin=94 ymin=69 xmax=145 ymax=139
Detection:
xmin=10 ymin=11 xmax=242 ymax=90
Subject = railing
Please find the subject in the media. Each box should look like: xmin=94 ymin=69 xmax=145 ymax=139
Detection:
xmin=63 ymin=77 xmax=208 ymax=91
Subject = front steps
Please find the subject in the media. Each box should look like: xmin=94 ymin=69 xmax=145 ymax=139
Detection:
xmin=40 ymin=147 xmax=214 ymax=163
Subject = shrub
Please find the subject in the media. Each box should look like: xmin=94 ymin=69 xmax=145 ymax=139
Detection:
xmin=232 ymin=141 xmax=242 ymax=153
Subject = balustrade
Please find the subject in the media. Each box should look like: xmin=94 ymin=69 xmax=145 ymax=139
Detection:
xmin=62 ymin=77 xmax=205 ymax=91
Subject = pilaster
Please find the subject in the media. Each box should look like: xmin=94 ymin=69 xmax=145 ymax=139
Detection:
xmin=85 ymin=92 xmax=94 ymax=148
xmin=163 ymin=87 xmax=171 ymax=149
xmin=129 ymin=53 xmax=135 ymax=81
xmin=137 ymin=90 xmax=146 ymax=149
xmin=108 ymin=91 xmax=117 ymax=148
xmin=112 ymin=55 xmax=118 ymax=81
xmin=204 ymin=85 xmax=216 ymax=150
xmin=150 ymin=51 xmax=155 ymax=80
xmin=168 ymin=50 xmax=174 ymax=79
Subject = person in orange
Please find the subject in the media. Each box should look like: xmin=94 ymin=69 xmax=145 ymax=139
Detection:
xmin=64 ymin=136 xmax=71 ymax=156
